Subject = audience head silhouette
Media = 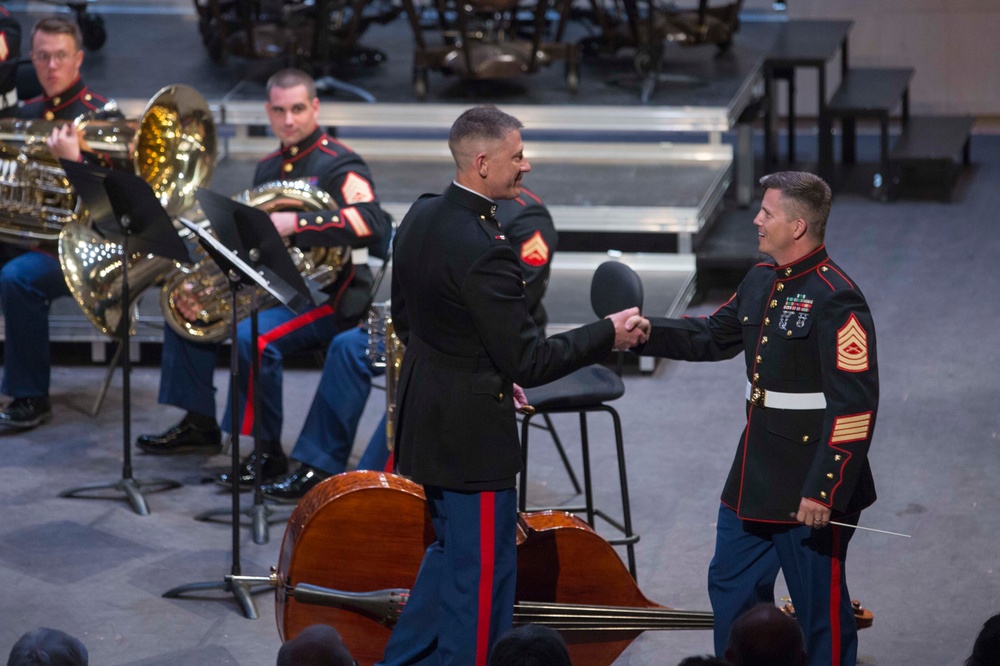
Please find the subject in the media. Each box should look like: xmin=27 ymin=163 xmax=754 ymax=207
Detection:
xmin=725 ymin=603 xmax=806 ymax=666
xmin=7 ymin=627 xmax=88 ymax=666
xmin=276 ymin=624 xmax=355 ymax=666
xmin=677 ymin=656 xmax=729 ymax=665
xmin=966 ymin=612 xmax=1000 ymax=666
xmin=487 ymin=624 xmax=572 ymax=666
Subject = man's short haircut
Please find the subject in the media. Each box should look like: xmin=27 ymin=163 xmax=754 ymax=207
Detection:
xmin=266 ymin=68 xmax=317 ymax=102
xmin=276 ymin=624 xmax=354 ymax=666
xmin=759 ymin=171 xmax=832 ymax=242
xmin=31 ymin=16 xmax=83 ymax=52
xmin=726 ymin=603 xmax=806 ymax=666
xmin=7 ymin=627 xmax=88 ymax=666
xmin=448 ymin=106 xmax=524 ymax=167
xmin=966 ymin=612 xmax=1000 ymax=666
xmin=487 ymin=624 xmax=571 ymax=666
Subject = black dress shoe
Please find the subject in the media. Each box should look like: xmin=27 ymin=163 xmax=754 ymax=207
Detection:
xmin=216 ymin=451 xmax=289 ymax=490
xmin=0 ymin=397 xmax=52 ymax=429
xmin=136 ymin=421 xmax=222 ymax=455
xmin=261 ymin=464 xmax=330 ymax=503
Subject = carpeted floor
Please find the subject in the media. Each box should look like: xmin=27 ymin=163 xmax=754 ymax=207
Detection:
xmin=0 ymin=2 xmax=998 ymax=664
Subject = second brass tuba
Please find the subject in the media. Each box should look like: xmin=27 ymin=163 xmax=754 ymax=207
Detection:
xmin=57 ymin=84 xmax=217 ymax=336
xmin=159 ymin=180 xmax=348 ymax=344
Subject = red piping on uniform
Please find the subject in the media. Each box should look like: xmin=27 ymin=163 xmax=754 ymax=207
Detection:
xmin=829 ymin=525 xmax=843 ymax=665
xmin=521 ymin=188 xmax=542 ymax=205
xmin=476 ymin=492 xmax=497 ymax=666
xmin=239 ymin=304 xmax=335 ymax=436
xmin=319 ymin=136 xmax=353 ymax=154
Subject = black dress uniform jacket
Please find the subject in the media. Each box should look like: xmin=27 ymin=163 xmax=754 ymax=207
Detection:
xmin=643 ymin=246 xmax=878 ymax=522
xmin=254 ymin=127 xmax=393 ymax=331
xmin=18 ymin=77 xmax=110 ymax=121
xmin=391 ymin=184 xmax=613 ymax=492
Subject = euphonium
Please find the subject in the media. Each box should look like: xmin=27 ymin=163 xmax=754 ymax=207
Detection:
xmin=159 ymin=180 xmax=348 ymax=344
xmin=0 ymin=102 xmax=136 ymax=249
xmin=56 ymin=84 xmax=217 ymax=335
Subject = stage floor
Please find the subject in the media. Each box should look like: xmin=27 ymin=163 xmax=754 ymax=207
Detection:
xmin=4 ymin=4 xmax=999 ymax=666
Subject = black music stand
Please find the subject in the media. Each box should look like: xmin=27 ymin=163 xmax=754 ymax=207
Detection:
xmin=162 ymin=187 xmax=317 ymax=619
xmin=57 ymin=160 xmax=188 ymax=516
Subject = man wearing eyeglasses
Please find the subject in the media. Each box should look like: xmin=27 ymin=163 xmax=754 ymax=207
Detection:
xmin=0 ymin=15 xmax=115 ymax=428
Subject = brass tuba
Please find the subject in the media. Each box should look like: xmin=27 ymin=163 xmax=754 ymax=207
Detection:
xmin=159 ymin=180 xmax=348 ymax=344
xmin=56 ymin=84 xmax=217 ymax=335
xmin=0 ymin=103 xmax=137 ymax=249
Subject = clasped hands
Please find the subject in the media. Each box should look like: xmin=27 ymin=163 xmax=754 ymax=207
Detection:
xmin=606 ymin=308 xmax=651 ymax=352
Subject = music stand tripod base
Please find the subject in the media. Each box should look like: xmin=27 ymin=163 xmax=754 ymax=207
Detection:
xmin=59 ymin=477 xmax=182 ymax=517
xmin=194 ymin=500 xmax=292 ymax=546
xmin=162 ymin=576 xmax=273 ymax=620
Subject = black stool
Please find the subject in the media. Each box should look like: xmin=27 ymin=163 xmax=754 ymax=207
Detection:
xmin=517 ymin=260 xmax=643 ymax=579
xmin=518 ymin=365 xmax=637 ymax=579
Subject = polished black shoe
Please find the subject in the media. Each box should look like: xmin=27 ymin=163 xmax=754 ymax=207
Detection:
xmin=260 ymin=464 xmax=330 ymax=503
xmin=136 ymin=421 xmax=222 ymax=455
xmin=216 ymin=451 xmax=289 ymax=490
xmin=0 ymin=397 xmax=52 ymax=429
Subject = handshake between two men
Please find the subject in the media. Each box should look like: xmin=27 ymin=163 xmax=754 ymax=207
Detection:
xmin=608 ymin=308 xmax=651 ymax=353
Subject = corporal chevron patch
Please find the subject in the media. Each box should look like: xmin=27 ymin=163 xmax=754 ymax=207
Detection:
xmin=341 ymin=172 xmax=374 ymax=204
xmin=836 ymin=313 xmax=869 ymax=372
xmin=520 ymin=231 xmax=549 ymax=267
xmin=830 ymin=412 xmax=872 ymax=444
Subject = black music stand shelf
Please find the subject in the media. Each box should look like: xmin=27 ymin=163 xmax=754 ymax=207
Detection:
xmin=57 ymin=160 xmax=189 ymax=516
xmin=162 ymin=187 xmax=318 ymax=620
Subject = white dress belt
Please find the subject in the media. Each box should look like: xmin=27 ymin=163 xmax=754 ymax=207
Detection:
xmin=351 ymin=247 xmax=369 ymax=264
xmin=746 ymin=381 xmax=827 ymax=410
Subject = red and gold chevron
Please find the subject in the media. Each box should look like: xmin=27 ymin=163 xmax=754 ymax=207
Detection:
xmin=836 ymin=313 xmax=868 ymax=372
xmin=340 ymin=172 xmax=375 ymax=204
xmin=520 ymin=231 xmax=549 ymax=267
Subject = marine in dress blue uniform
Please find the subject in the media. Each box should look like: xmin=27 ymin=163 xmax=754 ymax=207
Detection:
xmin=0 ymin=16 xmax=116 ymax=428
xmin=377 ymin=107 xmax=641 ymax=666
xmin=260 ymin=186 xmax=558 ymax=500
xmin=138 ymin=71 xmax=392 ymax=485
xmin=637 ymin=172 xmax=878 ymax=666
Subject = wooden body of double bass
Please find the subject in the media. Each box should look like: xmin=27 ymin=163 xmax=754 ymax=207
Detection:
xmin=275 ymin=470 xmax=712 ymax=666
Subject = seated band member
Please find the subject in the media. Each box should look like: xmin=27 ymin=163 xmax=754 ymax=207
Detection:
xmin=0 ymin=16 xmax=118 ymax=429
xmin=261 ymin=186 xmax=558 ymax=501
xmin=135 ymin=69 xmax=392 ymax=491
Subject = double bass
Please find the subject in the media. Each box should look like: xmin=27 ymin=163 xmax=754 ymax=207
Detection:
xmin=262 ymin=471 xmax=873 ymax=665
xmin=270 ymin=470 xmax=712 ymax=666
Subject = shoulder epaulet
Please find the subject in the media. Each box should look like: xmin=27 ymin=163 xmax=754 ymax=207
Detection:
xmin=816 ymin=261 xmax=856 ymax=291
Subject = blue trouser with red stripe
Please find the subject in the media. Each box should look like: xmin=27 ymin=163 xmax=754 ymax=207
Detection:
xmin=159 ymin=304 xmax=339 ymax=440
xmin=377 ymin=486 xmax=518 ymax=666
xmin=0 ymin=250 xmax=71 ymax=398
xmin=289 ymin=325 xmax=388 ymax=474
xmin=709 ymin=504 xmax=859 ymax=666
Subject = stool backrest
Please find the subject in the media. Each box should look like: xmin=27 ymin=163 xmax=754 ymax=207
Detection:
xmin=590 ymin=261 xmax=643 ymax=319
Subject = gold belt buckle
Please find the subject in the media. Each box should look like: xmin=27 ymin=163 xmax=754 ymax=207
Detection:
xmin=750 ymin=386 xmax=766 ymax=408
